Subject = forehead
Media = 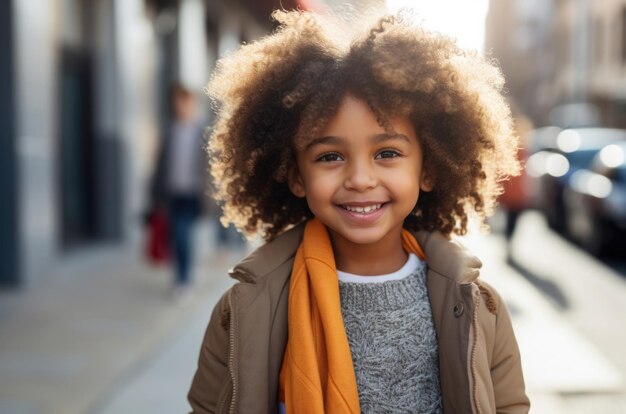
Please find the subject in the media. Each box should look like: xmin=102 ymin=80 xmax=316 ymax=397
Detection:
xmin=322 ymin=95 xmax=381 ymax=131
xmin=293 ymin=92 xmax=417 ymax=152
xmin=318 ymin=95 xmax=415 ymax=139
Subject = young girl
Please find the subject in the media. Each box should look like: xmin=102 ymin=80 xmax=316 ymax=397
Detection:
xmin=188 ymin=10 xmax=529 ymax=414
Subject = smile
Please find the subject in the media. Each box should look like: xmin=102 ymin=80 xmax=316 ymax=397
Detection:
xmin=340 ymin=203 xmax=384 ymax=214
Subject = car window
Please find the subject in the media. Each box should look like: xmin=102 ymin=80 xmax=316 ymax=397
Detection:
xmin=615 ymin=166 xmax=626 ymax=183
xmin=565 ymin=149 xmax=598 ymax=169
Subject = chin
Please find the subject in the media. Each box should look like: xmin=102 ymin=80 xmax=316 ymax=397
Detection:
xmin=333 ymin=228 xmax=392 ymax=247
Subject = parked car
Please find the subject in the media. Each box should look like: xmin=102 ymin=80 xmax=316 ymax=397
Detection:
xmin=525 ymin=127 xmax=626 ymax=234
xmin=563 ymin=141 xmax=626 ymax=257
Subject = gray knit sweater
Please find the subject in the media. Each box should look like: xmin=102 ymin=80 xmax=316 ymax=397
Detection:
xmin=338 ymin=262 xmax=443 ymax=414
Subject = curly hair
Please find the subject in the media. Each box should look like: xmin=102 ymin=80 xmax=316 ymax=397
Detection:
xmin=206 ymin=9 xmax=519 ymax=241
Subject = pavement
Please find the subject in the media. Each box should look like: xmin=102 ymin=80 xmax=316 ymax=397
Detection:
xmin=0 ymin=220 xmax=241 ymax=414
xmin=466 ymin=212 xmax=626 ymax=413
xmin=1 ymin=213 xmax=626 ymax=413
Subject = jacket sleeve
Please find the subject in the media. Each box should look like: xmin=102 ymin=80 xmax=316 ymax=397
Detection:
xmin=188 ymin=289 xmax=232 ymax=414
xmin=490 ymin=291 xmax=531 ymax=414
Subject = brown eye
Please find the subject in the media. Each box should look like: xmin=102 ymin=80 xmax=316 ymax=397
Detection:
xmin=376 ymin=150 xmax=400 ymax=159
xmin=317 ymin=153 xmax=343 ymax=162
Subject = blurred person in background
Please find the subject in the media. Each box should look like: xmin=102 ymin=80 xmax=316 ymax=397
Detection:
xmin=150 ymin=84 xmax=207 ymax=301
xmin=498 ymin=109 xmax=533 ymax=262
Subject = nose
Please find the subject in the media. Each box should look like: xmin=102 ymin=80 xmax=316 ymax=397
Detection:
xmin=344 ymin=159 xmax=377 ymax=191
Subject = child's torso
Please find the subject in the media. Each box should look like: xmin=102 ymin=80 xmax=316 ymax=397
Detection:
xmin=338 ymin=255 xmax=443 ymax=413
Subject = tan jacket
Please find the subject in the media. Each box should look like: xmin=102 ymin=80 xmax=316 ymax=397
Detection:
xmin=188 ymin=224 xmax=530 ymax=413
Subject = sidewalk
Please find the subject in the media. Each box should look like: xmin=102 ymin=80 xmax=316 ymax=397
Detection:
xmin=0 ymin=221 xmax=243 ymax=414
xmin=91 ymin=281 xmax=230 ymax=414
xmin=467 ymin=212 xmax=626 ymax=412
xmin=467 ymin=240 xmax=624 ymax=412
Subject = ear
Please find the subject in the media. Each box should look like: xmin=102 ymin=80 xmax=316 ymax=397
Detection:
xmin=420 ymin=170 xmax=435 ymax=192
xmin=287 ymin=165 xmax=306 ymax=198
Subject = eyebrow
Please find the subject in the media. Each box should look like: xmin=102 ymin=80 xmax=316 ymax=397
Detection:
xmin=305 ymin=133 xmax=410 ymax=151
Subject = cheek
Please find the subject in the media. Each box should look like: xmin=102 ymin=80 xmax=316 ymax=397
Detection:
xmin=387 ymin=165 xmax=422 ymax=191
xmin=306 ymin=177 xmax=335 ymax=202
xmin=385 ymin=172 xmax=421 ymax=211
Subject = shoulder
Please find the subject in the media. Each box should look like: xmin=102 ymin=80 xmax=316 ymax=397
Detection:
xmin=414 ymin=230 xmax=483 ymax=284
xmin=414 ymin=230 xmax=507 ymax=316
xmin=474 ymin=279 xmax=505 ymax=319
xmin=228 ymin=222 xmax=304 ymax=283
xmin=210 ymin=224 xmax=304 ymax=332
xmin=475 ymin=279 xmax=505 ymax=314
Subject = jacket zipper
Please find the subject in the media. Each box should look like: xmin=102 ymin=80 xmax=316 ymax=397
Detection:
xmin=222 ymin=270 xmax=255 ymax=414
xmin=468 ymin=283 xmax=482 ymax=414
xmin=219 ymin=288 xmax=238 ymax=414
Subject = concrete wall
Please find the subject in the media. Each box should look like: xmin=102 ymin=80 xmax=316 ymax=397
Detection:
xmin=589 ymin=0 xmax=626 ymax=100
xmin=14 ymin=0 xmax=59 ymax=287
xmin=12 ymin=0 xmax=159 ymax=286
xmin=113 ymin=0 xmax=159 ymax=246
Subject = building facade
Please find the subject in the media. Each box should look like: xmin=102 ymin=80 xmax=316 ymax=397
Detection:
xmin=485 ymin=0 xmax=626 ymax=128
xmin=587 ymin=0 xmax=626 ymax=128
xmin=1 ymin=0 xmax=303 ymax=288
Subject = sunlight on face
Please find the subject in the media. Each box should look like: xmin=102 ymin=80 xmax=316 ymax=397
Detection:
xmin=386 ymin=0 xmax=489 ymax=53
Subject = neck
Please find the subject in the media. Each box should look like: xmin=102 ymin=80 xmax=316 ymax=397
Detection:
xmin=330 ymin=228 xmax=408 ymax=276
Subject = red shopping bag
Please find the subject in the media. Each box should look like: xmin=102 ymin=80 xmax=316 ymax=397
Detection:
xmin=145 ymin=208 xmax=171 ymax=265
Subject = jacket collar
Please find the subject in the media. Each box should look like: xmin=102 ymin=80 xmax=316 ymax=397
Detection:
xmin=415 ymin=231 xmax=482 ymax=284
xmin=229 ymin=222 xmax=306 ymax=283
xmin=230 ymin=222 xmax=481 ymax=285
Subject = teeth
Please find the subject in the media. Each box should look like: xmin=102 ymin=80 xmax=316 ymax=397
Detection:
xmin=343 ymin=204 xmax=382 ymax=213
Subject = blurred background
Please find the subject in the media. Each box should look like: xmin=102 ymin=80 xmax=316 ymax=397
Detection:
xmin=1 ymin=0 xmax=626 ymax=413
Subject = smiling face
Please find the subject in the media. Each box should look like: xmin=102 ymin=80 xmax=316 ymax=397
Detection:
xmin=289 ymin=95 xmax=433 ymax=257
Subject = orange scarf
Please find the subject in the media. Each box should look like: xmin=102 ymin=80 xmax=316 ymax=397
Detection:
xmin=279 ymin=218 xmax=426 ymax=413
